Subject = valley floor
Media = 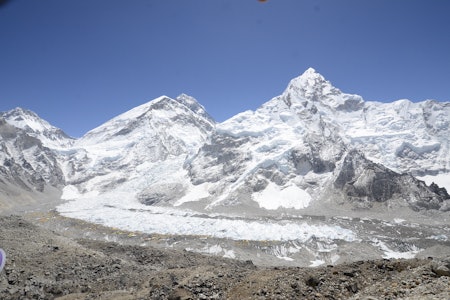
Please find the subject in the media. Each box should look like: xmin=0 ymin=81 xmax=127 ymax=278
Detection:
xmin=0 ymin=211 xmax=449 ymax=299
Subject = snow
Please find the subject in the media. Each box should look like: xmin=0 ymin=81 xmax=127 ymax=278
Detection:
xmin=57 ymin=94 xmax=216 ymax=213
xmin=1 ymin=107 xmax=73 ymax=148
xmin=61 ymin=185 xmax=82 ymax=200
xmin=4 ymin=68 xmax=449 ymax=253
xmin=56 ymin=69 xmax=449 ymax=228
xmin=2 ymin=108 xmax=47 ymax=132
xmin=427 ymin=235 xmax=448 ymax=241
xmin=223 ymin=249 xmax=236 ymax=259
xmin=185 ymin=244 xmax=236 ymax=259
xmin=52 ymin=71 xmax=449 ymax=246
xmin=174 ymin=182 xmax=211 ymax=206
xmin=271 ymin=244 xmax=305 ymax=261
xmin=310 ymin=260 xmax=325 ymax=267
xmin=252 ymin=182 xmax=311 ymax=210
xmin=330 ymin=254 xmax=340 ymax=264
xmin=57 ymin=194 xmax=356 ymax=242
xmin=337 ymin=99 xmax=450 ymax=177
xmin=371 ymin=238 xmax=421 ymax=259
xmin=417 ymin=173 xmax=450 ymax=192
xmin=393 ymin=218 xmax=406 ymax=224
xmin=277 ymin=256 xmax=294 ymax=261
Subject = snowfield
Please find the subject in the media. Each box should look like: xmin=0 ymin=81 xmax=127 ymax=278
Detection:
xmin=58 ymin=193 xmax=356 ymax=242
xmin=2 ymin=68 xmax=449 ymax=266
xmin=252 ymin=182 xmax=311 ymax=210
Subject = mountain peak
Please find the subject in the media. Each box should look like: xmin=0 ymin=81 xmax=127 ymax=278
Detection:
xmin=3 ymin=107 xmax=38 ymax=119
xmin=0 ymin=107 xmax=73 ymax=148
xmin=301 ymin=67 xmax=320 ymax=77
xmin=176 ymin=94 xmax=215 ymax=124
xmin=2 ymin=107 xmax=49 ymax=132
xmin=282 ymin=68 xmax=341 ymax=103
xmin=279 ymin=68 xmax=366 ymax=112
xmin=294 ymin=67 xmax=328 ymax=88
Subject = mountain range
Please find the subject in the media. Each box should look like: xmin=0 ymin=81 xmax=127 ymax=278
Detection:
xmin=1 ymin=68 xmax=449 ymax=266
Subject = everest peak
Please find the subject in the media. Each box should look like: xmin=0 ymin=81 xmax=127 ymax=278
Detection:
xmin=1 ymin=68 xmax=450 ymax=268
xmin=79 ymin=94 xmax=214 ymax=148
xmin=176 ymin=94 xmax=215 ymax=124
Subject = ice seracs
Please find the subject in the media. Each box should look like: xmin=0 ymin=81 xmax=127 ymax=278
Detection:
xmin=55 ymin=67 xmax=450 ymax=218
xmin=61 ymin=94 xmax=215 ymax=209
xmin=1 ymin=68 xmax=449 ymax=265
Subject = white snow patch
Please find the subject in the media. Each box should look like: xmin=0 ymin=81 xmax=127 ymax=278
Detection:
xmin=252 ymin=182 xmax=311 ymax=210
xmin=331 ymin=254 xmax=340 ymax=264
xmin=61 ymin=185 xmax=82 ymax=200
xmin=174 ymin=182 xmax=211 ymax=206
xmin=223 ymin=249 xmax=236 ymax=259
xmin=427 ymin=235 xmax=448 ymax=241
xmin=186 ymin=244 xmax=236 ymax=259
xmin=417 ymin=173 xmax=450 ymax=193
xmin=271 ymin=244 xmax=298 ymax=261
xmin=277 ymin=256 xmax=294 ymax=261
xmin=310 ymin=260 xmax=325 ymax=267
xmin=207 ymin=244 xmax=223 ymax=255
xmin=57 ymin=195 xmax=356 ymax=242
xmin=371 ymin=239 xmax=421 ymax=259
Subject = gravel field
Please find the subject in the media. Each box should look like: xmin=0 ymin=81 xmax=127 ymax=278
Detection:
xmin=0 ymin=211 xmax=449 ymax=299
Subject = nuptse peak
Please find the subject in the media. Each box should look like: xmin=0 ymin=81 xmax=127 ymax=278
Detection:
xmin=0 ymin=68 xmax=449 ymax=214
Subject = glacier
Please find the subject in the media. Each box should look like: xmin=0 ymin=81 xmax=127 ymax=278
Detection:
xmin=1 ymin=68 xmax=449 ymax=266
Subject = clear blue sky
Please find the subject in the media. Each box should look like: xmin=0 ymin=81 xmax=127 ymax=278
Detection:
xmin=1 ymin=0 xmax=449 ymax=137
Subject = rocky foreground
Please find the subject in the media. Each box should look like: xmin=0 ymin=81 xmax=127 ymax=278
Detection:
xmin=0 ymin=213 xmax=449 ymax=300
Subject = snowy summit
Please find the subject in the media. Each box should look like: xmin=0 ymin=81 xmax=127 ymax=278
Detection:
xmin=1 ymin=68 xmax=449 ymax=266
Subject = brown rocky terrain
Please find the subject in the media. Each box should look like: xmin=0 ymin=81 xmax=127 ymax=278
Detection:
xmin=0 ymin=211 xmax=449 ymax=299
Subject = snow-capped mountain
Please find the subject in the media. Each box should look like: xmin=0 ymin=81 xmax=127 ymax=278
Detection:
xmin=0 ymin=109 xmax=69 ymax=212
xmin=1 ymin=68 xmax=449 ymax=215
xmin=1 ymin=108 xmax=74 ymax=149
xmin=177 ymin=68 xmax=449 ymax=214
xmin=61 ymin=94 xmax=215 ymax=206
xmin=1 ymin=68 xmax=449 ymax=266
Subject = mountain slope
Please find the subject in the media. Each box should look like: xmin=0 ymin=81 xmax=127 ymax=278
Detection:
xmin=61 ymin=95 xmax=215 ymax=206
xmin=178 ymin=68 xmax=449 ymax=214
xmin=1 ymin=108 xmax=74 ymax=149
xmin=1 ymin=69 xmax=450 ymax=265
xmin=0 ymin=110 xmax=70 ymax=212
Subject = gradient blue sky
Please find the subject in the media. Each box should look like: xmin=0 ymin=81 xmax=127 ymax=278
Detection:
xmin=1 ymin=0 xmax=449 ymax=137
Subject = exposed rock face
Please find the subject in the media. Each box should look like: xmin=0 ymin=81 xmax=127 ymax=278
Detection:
xmin=1 ymin=69 xmax=450 ymax=272
xmin=174 ymin=69 xmax=449 ymax=212
xmin=334 ymin=150 xmax=446 ymax=210
xmin=1 ymin=68 xmax=449 ymax=228
xmin=186 ymin=133 xmax=252 ymax=185
xmin=0 ymin=117 xmax=65 ymax=193
xmin=429 ymin=182 xmax=450 ymax=199
xmin=1 ymin=107 xmax=74 ymax=148
xmin=58 ymin=95 xmax=216 ymax=208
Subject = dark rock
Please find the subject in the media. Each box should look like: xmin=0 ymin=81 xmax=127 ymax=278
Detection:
xmin=305 ymin=276 xmax=320 ymax=288
xmin=334 ymin=149 xmax=447 ymax=210
xmin=432 ymin=257 xmax=450 ymax=277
